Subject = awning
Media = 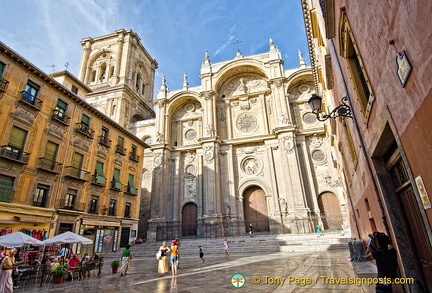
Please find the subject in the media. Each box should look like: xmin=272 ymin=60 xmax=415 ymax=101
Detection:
xmin=17 ymin=217 xmax=54 ymax=224
xmin=82 ymin=220 xmax=120 ymax=227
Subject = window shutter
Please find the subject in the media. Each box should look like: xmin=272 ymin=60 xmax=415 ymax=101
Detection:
xmin=44 ymin=142 xmax=58 ymax=161
xmin=72 ymin=153 xmax=83 ymax=169
xmin=0 ymin=175 xmax=14 ymax=203
xmin=9 ymin=127 xmax=27 ymax=149
xmin=57 ymin=99 xmax=68 ymax=110
xmin=81 ymin=114 xmax=90 ymax=125
xmin=113 ymin=168 xmax=122 ymax=189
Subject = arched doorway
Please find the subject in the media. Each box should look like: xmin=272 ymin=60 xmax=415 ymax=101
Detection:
xmin=318 ymin=192 xmax=343 ymax=230
xmin=243 ymin=186 xmax=270 ymax=233
xmin=182 ymin=203 xmax=197 ymax=236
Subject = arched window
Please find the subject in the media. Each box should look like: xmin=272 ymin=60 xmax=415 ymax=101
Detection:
xmin=141 ymin=83 xmax=145 ymax=95
xmin=91 ymin=70 xmax=96 ymax=82
xmin=99 ymin=63 xmax=107 ymax=82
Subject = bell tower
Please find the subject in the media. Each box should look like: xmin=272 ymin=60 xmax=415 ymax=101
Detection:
xmin=77 ymin=29 xmax=158 ymax=127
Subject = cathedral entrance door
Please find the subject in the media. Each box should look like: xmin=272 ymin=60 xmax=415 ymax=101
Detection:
xmin=243 ymin=186 xmax=270 ymax=233
xmin=182 ymin=203 xmax=197 ymax=236
xmin=318 ymin=192 xmax=343 ymax=230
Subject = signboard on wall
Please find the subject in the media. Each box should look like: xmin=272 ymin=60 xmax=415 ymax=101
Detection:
xmin=415 ymin=175 xmax=431 ymax=209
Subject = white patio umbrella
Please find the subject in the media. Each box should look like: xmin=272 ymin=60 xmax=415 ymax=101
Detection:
xmin=0 ymin=231 xmax=44 ymax=247
xmin=42 ymin=231 xmax=93 ymax=245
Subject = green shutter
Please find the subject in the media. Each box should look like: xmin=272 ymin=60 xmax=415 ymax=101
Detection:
xmin=113 ymin=168 xmax=122 ymax=189
xmin=9 ymin=127 xmax=27 ymax=149
xmin=72 ymin=152 xmax=83 ymax=169
xmin=44 ymin=142 xmax=58 ymax=161
xmin=57 ymin=99 xmax=68 ymax=111
xmin=81 ymin=114 xmax=90 ymax=125
xmin=95 ymin=161 xmax=106 ymax=184
xmin=128 ymin=174 xmax=136 ymax=193
xmin=0 ymin=62 xmax=5 ymax=77
xmin=0 ymin=175 xmax=14 ymax=203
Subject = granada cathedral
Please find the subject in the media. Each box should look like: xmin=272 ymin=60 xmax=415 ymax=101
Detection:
xmin=78 ymin=29 xmax=346 ymax=240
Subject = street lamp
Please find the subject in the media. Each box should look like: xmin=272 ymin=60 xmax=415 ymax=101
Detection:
xmin=308 ymin=94 xmax=353 ymax=121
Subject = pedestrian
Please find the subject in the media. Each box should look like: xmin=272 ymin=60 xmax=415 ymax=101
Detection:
xmin=170 ymin=241 xmax=179 ymax=275
xmin=0 ymin=249 xmax=17 ymax=293
xmin=249 ymin=224 xmax=254 ymax=237
xmin=120 ymin=244 xmax=132 ymax=276
xmin=158 ymin=242 xmax=170 ymax=276
xmin=198 ymin=246 xmax=205 ymax=263
xmin=365 ymin=232 xmax=398 ymax=293
xmin=224 ymin=238 xmax=230 ymax=258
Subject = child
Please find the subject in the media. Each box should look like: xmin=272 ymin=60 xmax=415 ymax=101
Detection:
xmin=198 ymin=246 xmax=205 ymax=263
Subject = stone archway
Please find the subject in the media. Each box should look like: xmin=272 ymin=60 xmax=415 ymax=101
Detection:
xmin=182 ymin=203 xmax=197 ymax=236
xmin=318 ymin=192 xmax=343 ymax=230
xmin=243 ymin=186 xmax=270 ymax=233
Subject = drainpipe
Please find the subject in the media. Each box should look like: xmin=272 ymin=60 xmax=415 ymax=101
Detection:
xmin=329 ymin=39 xmax=390 ymax=238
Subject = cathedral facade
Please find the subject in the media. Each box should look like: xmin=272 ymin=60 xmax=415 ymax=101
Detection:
xmin=77 ymin=30 xmax=346 ymax=240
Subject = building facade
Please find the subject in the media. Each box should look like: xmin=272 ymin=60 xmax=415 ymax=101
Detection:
xmin=132 ymin=41 xmax=347 ymax=240
xmin=0 ymin=41 xmax=147 ymax=254
xmin=302 ymin=0 xmax=432 ymax=291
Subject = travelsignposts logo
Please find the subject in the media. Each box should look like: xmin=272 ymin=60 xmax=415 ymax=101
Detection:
xmin=231 ymin=273 xmax=246 ymax=288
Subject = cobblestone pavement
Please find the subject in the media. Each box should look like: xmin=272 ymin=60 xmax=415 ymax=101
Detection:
xmin=16 ymin=248 xmax=377 ymax=293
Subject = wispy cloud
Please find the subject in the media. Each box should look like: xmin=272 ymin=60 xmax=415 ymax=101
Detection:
xmin=214 ymin=25 xmax=237 ymax=57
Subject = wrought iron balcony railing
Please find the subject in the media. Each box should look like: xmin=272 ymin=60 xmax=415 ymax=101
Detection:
xmin=98 ymin=136 xmax=112 ymax=148
xmin=59 ymin=198 xmax=85 ymax=211
xmin=91 ymin=174 xmax=107 ymax=186
xmin=110 ymin=180 xmax=123 ymax=191
xmin=75 ymin=123 xmax=95 ymax=138
xmin=64 ymin=166 xmax=89 ymax=181
xmin=37 ymin=157 xmax=62 ymax=173
xmin=52 ymin=109 xmax=71 ymax=125
xmin=115 ymin=145 xmax=127 ymax=155
xmin=0 ymin=77 xmax=9 ymax=93
xmin=19 ymin=91 xmax=43 ymax=110
xmin=0 ymin=145 xmax=29 ymax=164
xmin=129 ymin=152 xmax=140 ymax=162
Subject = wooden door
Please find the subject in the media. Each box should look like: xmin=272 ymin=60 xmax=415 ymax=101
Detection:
xmin=182 ymin=203 xmax=197 ymax=236
xmin=318 ymin=192 xmax=343 ymax=230
xmin=243 ymin=186 xmax=270 ymax=233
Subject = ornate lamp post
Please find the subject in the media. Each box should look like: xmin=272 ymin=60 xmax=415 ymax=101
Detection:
xmin=308 ymin=94 xmax=352 ymax=121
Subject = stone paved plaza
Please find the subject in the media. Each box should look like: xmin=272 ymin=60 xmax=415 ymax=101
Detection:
xmin=16 ymin=247 xmax=377 ymax=293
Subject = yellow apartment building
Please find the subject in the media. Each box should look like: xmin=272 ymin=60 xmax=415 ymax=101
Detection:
xmin=0 ymin=41 xmax=147 ymax=253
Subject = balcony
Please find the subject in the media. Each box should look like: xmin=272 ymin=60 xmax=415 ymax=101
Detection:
xmin=129 ymin=152 xmax=140 ymax=162
xmin=18 ymin=91 xmax=43 ymax=111
xmin=110 ymin=180 xmax=123 ymax=191
xmin=125 ymin=185 xmax=138 ymax=195
xmin=37 ymin=157 xmax=62 ymax=173
xmin=115 ymin=145 xmax=127 ymax=156
xmin=75 ymin=123 xmax=95 ymax=138
xmin=91 ymin=174 xmax=106 ymax=186
xmin=98 ymin=136 xmax=112 ymax=148
xmin=59 ymin=198 xmax=85 ymax=212
xmin=64 ymin=166 xmax=89 ymax=181
xmin=51 ymin=109 xmax=71 ymax=126
xmin=0 ymin=145 xmax=29 ymax=164
xmin=0 ymin=77 xmax=9 ymax=96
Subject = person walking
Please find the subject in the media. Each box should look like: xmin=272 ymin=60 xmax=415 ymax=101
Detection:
xmin=224 ymin=238 xmax=230 ymax=258
xmin=170 ymin=242 xmax=179 ymax=275
xmin=249 ymin=224 xmax=254 ymax=237
xmin=0 ymin=249 xmax=17 ymax=293
xmin=120 ymin=244 xmax=132 ymax=276
xmin=158 ymin=242 xmax=170 ymax=276
xmin=365 ymin=232 xmax=398 ymax=293
xmin=198 ymin=246 xmax=205 ymax=263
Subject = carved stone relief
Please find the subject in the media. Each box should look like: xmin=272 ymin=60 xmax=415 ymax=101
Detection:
xmin=204 ymin=146 xmax=214 ymax=163
xmin=153 ymin=152 xmax=162 ymax=168
xmin=240 ymin=156 xmax=262 ymax=175
xmin=236 ymin=113 xmax=258 ymax=133
xmin=282 ymin=134 xmax=294 ymax=153
xmin=184 ymin=177 xmax=197 ymax=202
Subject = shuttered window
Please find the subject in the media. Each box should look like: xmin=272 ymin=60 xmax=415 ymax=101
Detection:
xmin=95 ymin=161 xmax=106 ymax=184
xmin=128 ymin=174 xmax=136 ymax=193
xmin=113 ymin=168 xmax=122 ymax=189
xmin=72 ymin=152 xmax=83 ymax=169
xmin=44 ymin=141 xmax=58 ymax=161
xmin=9 ymin=127 xmax=27 ymax=149
xmin=81 ymin=114 xmax=90 ymax=126
xmin=0 ymin=62 xmax=5 ymax=77
xmin=0 ymin=175 xmax=14 ymax=203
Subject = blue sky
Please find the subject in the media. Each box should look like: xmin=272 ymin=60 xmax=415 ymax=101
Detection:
xmin=0 ymin=0 xmax=309 ymax=94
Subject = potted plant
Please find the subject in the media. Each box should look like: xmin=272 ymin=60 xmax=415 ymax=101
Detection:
xmin=111 ymin=259 xmax=120 ymax=274
xmin=52 ymin=264 xmax=68 ymax=284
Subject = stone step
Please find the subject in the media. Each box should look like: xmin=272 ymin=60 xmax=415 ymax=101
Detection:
xmin=125 ymin=232 xmax=351 ymax=257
